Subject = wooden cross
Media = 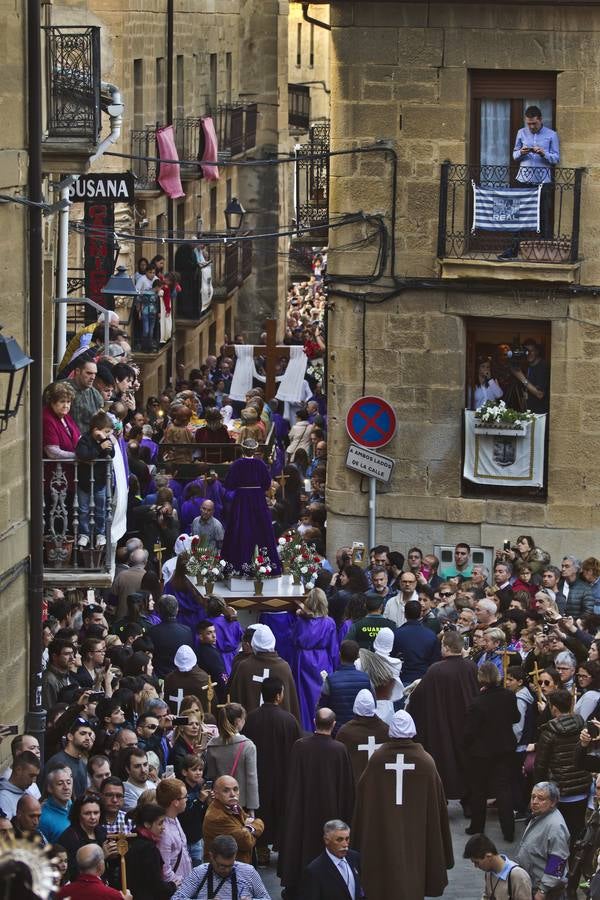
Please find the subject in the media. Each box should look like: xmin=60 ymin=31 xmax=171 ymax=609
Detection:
xmin=217 ymin=694 xmax=231 ymax=709
xmin=528 ymin=663 xmax=543 ymax=702
xmin=571 ymin=681 xmax=578 ymax=713
xmin=276 ymin=469 xmax=290 ymax=499
xmin=226 ymin=319 xmax=291 ymax=401
xmin=153 ymin=541 xmax=166 ymax=569
xmin=115 ymin=832 xmax=129 ymax=896
xmin=201 ymin=678 xmax=218 ymax=704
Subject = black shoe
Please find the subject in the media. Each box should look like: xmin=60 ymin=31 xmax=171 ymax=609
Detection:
xmin=465 ymin=826 xmax=480 ymax=835
xmin=497 ymin=246 xmax=518 ymax=260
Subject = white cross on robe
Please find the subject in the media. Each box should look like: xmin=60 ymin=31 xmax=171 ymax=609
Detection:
xmin=385 ymin=753 xmax=415 ymax=805
xmin=357 ymin=735 xmax=382 ymax=759
xmin=252 ymin=668 xmax=270 ymax=707
xmin=169 ymin=688 xmax=185 ymax=715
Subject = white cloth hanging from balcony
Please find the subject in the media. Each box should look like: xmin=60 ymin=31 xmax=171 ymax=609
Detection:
xmin=463 ymin=410 xmax=546 ymax=487
xmin=110 ymin=434 xmax=127 ymax=548
xmin=229 ymin=344 xmax=308 ymax=402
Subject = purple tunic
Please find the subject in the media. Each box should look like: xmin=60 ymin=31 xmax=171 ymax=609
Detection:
xmin=220 ymin=457 xmax=281 ymax=575
xmin=164 ymin=579 xmax=206 ymax=639
xmin=292 ymin=616 xmax=339 ymax=731
xmin=259 ymin=612 xmax=297 ymax=668
xmin=181 ymin=478 xmax=228 ymax=524
xmin=206 ymin=615 xmax=244 ymax=675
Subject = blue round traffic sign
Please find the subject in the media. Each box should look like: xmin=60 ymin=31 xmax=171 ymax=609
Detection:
xmin=346 ymin=396 xmax=397 ymax=449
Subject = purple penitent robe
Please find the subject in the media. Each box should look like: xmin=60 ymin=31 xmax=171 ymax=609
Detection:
xmin=220 ymin=456 xmax=281 ymax=575
xmin=292 ymin=615 xmax=339 ymax=730
xmin=207 ymin=614 xmax=244 ymax=675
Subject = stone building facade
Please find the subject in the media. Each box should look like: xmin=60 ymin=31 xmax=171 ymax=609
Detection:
xmin=323 ymin=0 xmax=600 ymax=559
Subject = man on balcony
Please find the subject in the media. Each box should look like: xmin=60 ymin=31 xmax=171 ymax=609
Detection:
xmin=499 ymin=105 xmax=560 ymax=259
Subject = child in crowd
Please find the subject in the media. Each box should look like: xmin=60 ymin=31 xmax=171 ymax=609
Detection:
xmin=75 ymin=410 xmax=115 ymax=549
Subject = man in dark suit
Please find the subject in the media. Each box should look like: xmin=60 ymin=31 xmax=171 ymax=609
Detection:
xmin=392 ymin=599 xmax=441 ymax=685
xmin=299 ymin=819 xmax=362 ymax=900
xmin=149 ymin=594 xmax=193 ymax=676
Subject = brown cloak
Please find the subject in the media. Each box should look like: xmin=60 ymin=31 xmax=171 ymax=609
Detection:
xmin=278 ymin=733 xmax=355 ymax=891
xmin=408 ymin=654 xmax=479 ymax=799
xmin=242 ymin=702 xmax=302 ymax=846
xmin=352 ymin=738 xmax=454 ymax=900
xmin=228 ymin=650 xmax=301 ymax=721
xmin=164 ymin=664 xmax=212 ymax=714
xmin=336 ymin=714 xmax=391 ymax=786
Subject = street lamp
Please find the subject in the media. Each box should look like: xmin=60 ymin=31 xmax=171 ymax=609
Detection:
xmin=224 ymin=197 xmax=246 ymax=233
xmin=0 ymin=326 xmax=33 ymax=434
xmin=101 ymin=265 xmax=138 ymax=303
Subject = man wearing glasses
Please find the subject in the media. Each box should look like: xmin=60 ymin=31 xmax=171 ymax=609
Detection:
xmin=100 ymin=776 xmax=132 ymax=835
xmin=385 ymin=572 xmax=419 ymax=629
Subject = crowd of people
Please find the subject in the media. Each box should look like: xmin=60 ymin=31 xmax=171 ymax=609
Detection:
xmin=9 ymin=247 xmax=600 ymax=899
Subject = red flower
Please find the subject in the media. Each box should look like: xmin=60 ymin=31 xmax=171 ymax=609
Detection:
xmin=257 ymin=556 xmax=264 ymax=564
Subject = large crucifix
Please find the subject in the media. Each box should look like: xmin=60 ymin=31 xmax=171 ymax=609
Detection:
xmin=226 ymin=319 xmax=290 ymax=400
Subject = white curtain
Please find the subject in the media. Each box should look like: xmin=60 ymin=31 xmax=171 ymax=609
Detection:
xmin=480 ymin=99 xmax=511 ymax=184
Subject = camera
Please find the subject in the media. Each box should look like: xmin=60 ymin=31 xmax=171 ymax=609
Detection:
xmin=506 ymin=346 xmax=529 ymax=360
xmin=588 ymin=722 xmax=600 ymax=740
xmin=172 ymin=716 xmax=189 ymax=726
xmin=89 ymin=691 xmax=105 ymax=702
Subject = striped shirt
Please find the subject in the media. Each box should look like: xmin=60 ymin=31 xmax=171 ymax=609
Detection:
xmin=172 ymin=861 xmax=270 ymax=900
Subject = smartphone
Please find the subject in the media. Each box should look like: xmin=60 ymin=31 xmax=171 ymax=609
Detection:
xmin=588 ymin=722 xmax=600 ymax=740
xmin=0 ymin=724 xmax=18 ymax=735
xmin=89 ymin=692 xmax=105 ymax=702
xmin=503 ymin=540 xmax=511 ymax=552
xmin=164 ymin=765 xmax=175 ymax=779
xmin=172 ymin=716 xmax=189 ymax=726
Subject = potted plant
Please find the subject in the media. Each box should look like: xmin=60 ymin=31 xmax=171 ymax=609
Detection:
xmin=289 ymin=541 xmax=322 ymax=587
xmin=186 ymin=539 xmax=227 ymax=595
xmin=278 ymin=530 xmax=304 ymax=575
xmin=473 ymin=400 xmax=533 ymax=436
xmin=242 ymin=546 xmax=274 ymax=596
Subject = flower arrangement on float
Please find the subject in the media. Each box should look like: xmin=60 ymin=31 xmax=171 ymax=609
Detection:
xmin=242 ymin=546 xmax=274 ymax=596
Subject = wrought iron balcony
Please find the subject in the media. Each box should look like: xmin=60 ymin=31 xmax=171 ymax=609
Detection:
xmin=131 ymin=127 xmax=159 ymax=192
xmin=174 ymin=118 xmax=202 ymax=179
xmin=210 ymin=103 xmax=258 ymax=159
xmin=437 ymin=162 xmax=584 ymax=265
xmin=294 ymin=121 xmax=330 ymax=235
xmin=289 ymin=83 xmax=311 ymax=131
xmin=43 ymin=458 xmax=114 ymax=580
xmin=43 ymin=26 xmax=101 ymax=141
xmin=208 ymin=236 xmax=253 ymax=299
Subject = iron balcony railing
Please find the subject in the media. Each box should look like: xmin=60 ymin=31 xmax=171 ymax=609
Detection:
xmin=131 ymin=127 xmax=159 ymax=191
xmin=295 ymin=121 xmax=330 ymax=232
xmin=208 ymin=236 xmax=253 ymax=298
xmin=437 ymin=162 xmax=584 ymax=264
xmin=43 ymin=25 xmax=101 ymax=141
xmin=209 ymin=103 xmax=258 ymax=158
xmin=288 ymin=83 xmax=311 ymax=131
xmin=43 ymin=458 xmax=113 ymax=574
xmin=174 ymin=117 xmax=202 ymax=178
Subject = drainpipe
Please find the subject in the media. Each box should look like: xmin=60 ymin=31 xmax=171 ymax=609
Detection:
xmin=302 ymin=3 xmax=331 ymax=30
xmin=26 ymin=0 xmax=46 ymax=758
xmin=56 ymin=83 xmax=124 ymax=366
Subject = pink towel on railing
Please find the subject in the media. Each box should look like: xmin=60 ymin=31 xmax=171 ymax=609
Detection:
xmin=156 ymin=125 xmax=185 ymax=199
xmin=200 ymin=117 xmax=220 ymax=182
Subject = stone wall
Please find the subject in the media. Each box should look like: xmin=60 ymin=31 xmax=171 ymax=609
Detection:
xmin=326 ymin=1 xmax=600 ymax=558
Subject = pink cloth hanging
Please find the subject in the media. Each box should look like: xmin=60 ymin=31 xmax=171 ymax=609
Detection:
xmin=200 ymin=117 xmax=220 ymax=182
xmin=156 ymin=125 xmax=185 ymax=199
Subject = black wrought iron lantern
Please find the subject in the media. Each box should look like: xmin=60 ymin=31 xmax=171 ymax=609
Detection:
xmin=101 ymin=265 xmax=138 ymax=299
xmin=0 ymin=327 xmax=33 ymax=434
xmin=224 ymin=197 xmax=246 ymax=233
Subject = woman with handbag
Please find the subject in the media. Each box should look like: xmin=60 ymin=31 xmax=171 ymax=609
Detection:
xmin=204 ymin=703 xmax=259 ymax=816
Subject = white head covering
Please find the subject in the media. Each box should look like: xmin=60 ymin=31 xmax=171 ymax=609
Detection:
xmin=373 ymin=627 xmax=394 ymax=656
xmin=389 ymin=710 xmax=417 ymax=739
xmin=251 ymin=624 xmax=276 ymax=653
xmin=174 ymin=534 xmax=192 ymax=555
xmin=174 ymin=645 xmax=197 ymax=673
xmin=353 ymin=689 xmax=376 ymax=717
xmin=221 ymin=404 xmax=233 ymax=425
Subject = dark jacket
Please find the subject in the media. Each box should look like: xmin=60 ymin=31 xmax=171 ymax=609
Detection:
xmin=299 ymin=849 xmax=362 ymax=900
xmin=57 ymin=823 xmax=107 ymax=879
xmin=149 ymin=619 xmax=194 ymax=676
xmin=557 ymin=578 xmax=594 ymax=618
xmin=535 ymin=713 xmax=591 ymax=797
xmin=392 ymin=620 xmax=441 ymax=684
xmin=125 ymin=834 xmax=176 ymax=900
xmin=195 ymin=643 xmax=228 ymax=702
xmin=75 ymin=432 xmax=114 ymax=492
xmin=318 ymin=664 xmax=371 ymax=729
xmin=464 ymin=685 xmax=520 ymax=757
xmin=346 ymin=614 xmax=397 ymax=650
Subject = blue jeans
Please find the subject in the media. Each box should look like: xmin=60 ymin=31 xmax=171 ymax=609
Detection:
xmin=77 ymin=485 xmax=107 ymax=536
xmin=141 ymin=307 xmax=157 ymax=338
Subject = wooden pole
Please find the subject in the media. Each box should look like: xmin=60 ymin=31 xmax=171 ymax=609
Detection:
xmin=115 ymin=833 xmax=129 ymax=896
xmin=528 ymin=662 xmax=543 ymax=703
xmin=502 ymin=649 xmax=510 ymax=687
